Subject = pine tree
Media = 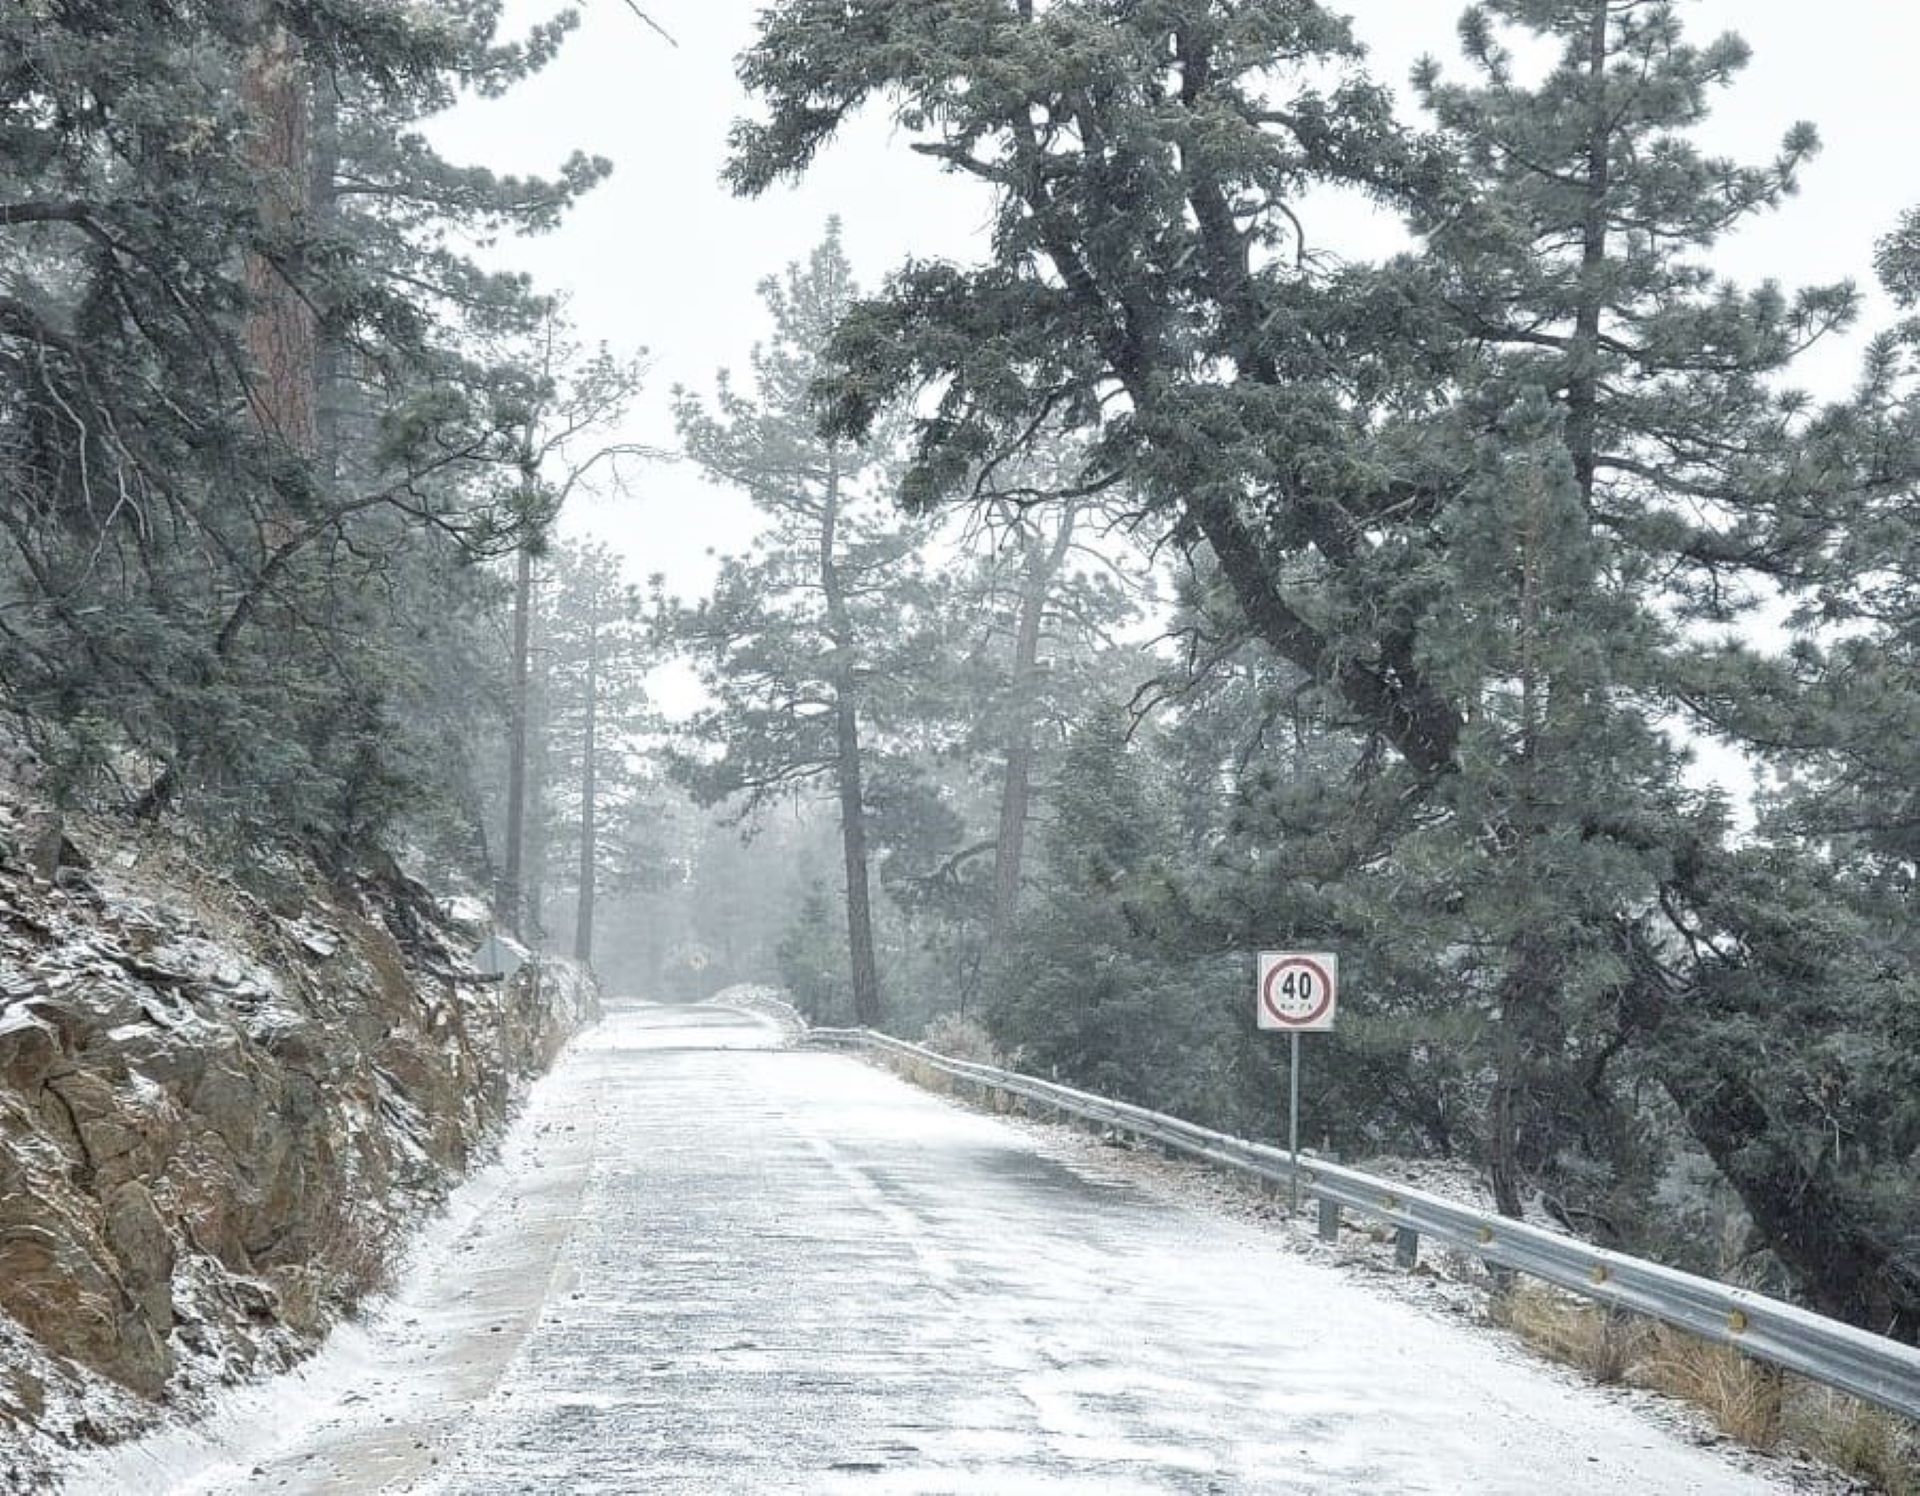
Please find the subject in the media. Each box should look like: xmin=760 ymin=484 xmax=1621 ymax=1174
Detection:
xmin=0 ymin=0 xmax=613 ymax=870
xmin=986 ymin=713 xmax=1247 ymax=1126
xmin=1409 ymin=0 xmax=1916 ymax=1329
xmin=730 ymin=0 xmax=1920 ymax=1332
xmin=669 ymin=223 xmax=944 ymax=1029
xmin=477 ymin=327 xmax=646 ymax=930
xmin=540 ymin=540 xmax=655 ymax=967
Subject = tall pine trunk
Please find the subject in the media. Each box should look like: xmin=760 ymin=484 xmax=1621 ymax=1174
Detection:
xmin=241 ymin=24 xmax=317 ymax=457
xmin=832 ymin=693 xmax=880 ymax=1027
xmin=820 ymin=455 xmax=881 ymax=1028
xmin=1490 ymin=462 xmax=1553 ymax=1218
xmin=1564 ymin=0 xmax=1611 ymax=503
xmin=308 ymin=74 xmax=342 ymax=476
xmin=573 ymin=624 xmax=598 ymax=966
xmin=990 ymin=507 xmax=1075 ymax=949
xmin=498 ymin=542 xmax=533 ymax=933
xmin=526 ymin=593 xmax=551 ymax=938
xmin=132 ymin=31 xmax=315 ymax=824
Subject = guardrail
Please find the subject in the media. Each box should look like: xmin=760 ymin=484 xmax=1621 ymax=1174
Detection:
xmin=806 ymin=1026 xmax=1920 ymax=1421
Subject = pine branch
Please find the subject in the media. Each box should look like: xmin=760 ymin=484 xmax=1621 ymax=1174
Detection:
xmin=614 ymin=2 xmax=679 ymax=47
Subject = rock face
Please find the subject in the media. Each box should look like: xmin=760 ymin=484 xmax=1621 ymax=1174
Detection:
xmin=0 ymin=815 xmax=594 ymax=1489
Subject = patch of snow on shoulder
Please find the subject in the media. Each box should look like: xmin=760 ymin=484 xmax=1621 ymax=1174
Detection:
xmin=1352 ymin=1155 xmax=1568 ymax=1233
xmin=709 ymin=984 xmax=806 ymax=1035
xmin=56 ymin=1056 xmax=581 ymax=1496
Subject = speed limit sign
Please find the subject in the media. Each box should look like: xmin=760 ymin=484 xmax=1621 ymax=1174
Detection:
xmin=1257 ymin=952 xmax=1337 ymax=1031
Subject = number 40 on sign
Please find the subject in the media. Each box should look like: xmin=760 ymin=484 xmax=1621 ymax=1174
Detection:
xmin=1257 ymin=951 xmax=1337 ymax=1031
xmin=1258 ymin=950 xmax=1337 ymax=1212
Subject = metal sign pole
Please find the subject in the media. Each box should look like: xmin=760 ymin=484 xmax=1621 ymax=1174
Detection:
xmin=1288 ymin=1030 xmax=1301 ymax=1212
xmin=1259 ymin=951 xmax=1337 ymax=1218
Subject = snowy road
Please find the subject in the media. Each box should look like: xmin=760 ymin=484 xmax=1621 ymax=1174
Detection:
xmin=73 ymin=1003 xmax=1790 ymax=1495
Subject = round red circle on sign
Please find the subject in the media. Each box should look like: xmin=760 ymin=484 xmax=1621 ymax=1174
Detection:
xmin=1260 ymin=955 xmax=1334 ymax=1027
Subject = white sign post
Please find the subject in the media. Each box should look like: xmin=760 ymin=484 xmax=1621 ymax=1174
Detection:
xmin=1257 ymin=952 xmax=1338 ymax=1210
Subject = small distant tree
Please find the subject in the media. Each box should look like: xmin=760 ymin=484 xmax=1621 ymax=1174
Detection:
xmin=492 ymin=330 xmax=649 ymax=933
xmin=540 ymin=539 xmax=655 ymax=966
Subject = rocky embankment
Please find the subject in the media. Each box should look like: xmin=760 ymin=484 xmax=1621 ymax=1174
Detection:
xmin=0 ymin=808 xmax=594 ymax=1491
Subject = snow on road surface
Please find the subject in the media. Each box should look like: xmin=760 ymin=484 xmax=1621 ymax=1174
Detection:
xmin=68 ymin=1003 xmax=1794 ymax=1495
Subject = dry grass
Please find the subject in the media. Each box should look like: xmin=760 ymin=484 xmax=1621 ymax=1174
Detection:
xmin=1494 ymin=1286 xmax=1919 ymax=1490
xmin=893 ymin=1053 xmax=952 ymax=1095
xmin=1788 ymin=1390 xmax=1920 ymax=1495
xmin=1494 ymin=1283 xmax=1649 ymax=1385
xmin=1641 ymin=1325 xmax=1785 ymax=1448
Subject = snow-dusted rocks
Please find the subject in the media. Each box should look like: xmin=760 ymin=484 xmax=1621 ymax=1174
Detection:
xmin=0 ymin=816 xmax=594 ymax=1492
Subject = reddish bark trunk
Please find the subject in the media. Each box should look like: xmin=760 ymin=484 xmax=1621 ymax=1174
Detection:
xmin=242 ymin=26 xmax=318 ymax=456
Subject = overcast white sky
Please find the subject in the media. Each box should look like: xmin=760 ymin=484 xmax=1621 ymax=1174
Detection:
xmin=434 ymin=1 xmax=1916 ymax=595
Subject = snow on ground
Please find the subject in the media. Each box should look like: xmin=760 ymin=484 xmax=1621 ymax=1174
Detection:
xmin=702 ymin=981 xmax=808 ymax=1036
xmin=0 ymin=1315 xmax=149 ymax=1487
xmin=971 ymin=1109 xmax=1860 ymax=1494
xmin=63 ymin=1003 xmax=1820 ymax=1494
xmin=58 ymin=1038 xmax=607 ymax=1496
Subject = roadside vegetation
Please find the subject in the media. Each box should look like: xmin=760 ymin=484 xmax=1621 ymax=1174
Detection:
xmin=3 ymin=0 xmax=1915 ymax=1424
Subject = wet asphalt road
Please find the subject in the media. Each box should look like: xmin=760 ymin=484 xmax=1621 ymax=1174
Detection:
xmin=79 ymin=1003 xmax=1782 ymax=1494
xmin=410 ymin=1005 xmax=1771 ymax=1495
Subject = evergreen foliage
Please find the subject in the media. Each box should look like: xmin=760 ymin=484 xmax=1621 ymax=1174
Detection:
xmin=538 ymin=538 xmax=659 ymax=963
xmin=666 ymin=223 xmax=952 ymax=1027
xmin=986 ymin=714 xmax=1252 ymax=1129
xmin=731 ymin=0 xmax=1920 ymax=1335
xmin=0 ymin=0 xmax=602 ymax=867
